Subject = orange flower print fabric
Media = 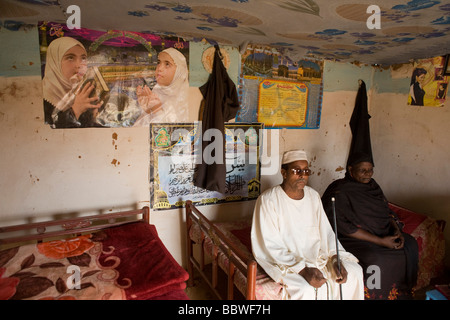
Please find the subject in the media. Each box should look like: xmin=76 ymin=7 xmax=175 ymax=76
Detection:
xmin=37 ymin=235 xmax=94 ymax=259
xmin=0 ymin=268 xmax=20 ymax=300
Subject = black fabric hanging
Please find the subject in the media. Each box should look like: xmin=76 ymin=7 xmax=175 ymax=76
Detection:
xmin=346 ymin=80 xmax=374 ymax=167
xmin=193 ymin=45 xmax=240 ymax=193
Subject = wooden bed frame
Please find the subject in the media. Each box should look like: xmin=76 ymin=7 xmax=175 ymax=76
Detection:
xmin=0 ymin=207 xmax=150 ymax=246
xmin=0 ymin=206 xmax=190 ymax=300
xmin=185 ymin=200 xmax=258 ymax=300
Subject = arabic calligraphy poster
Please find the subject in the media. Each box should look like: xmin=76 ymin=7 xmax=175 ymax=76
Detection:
xmin=150 ymin=123 xmax=262 ymax=210
xmin=258 ymin=79 xmax=308 ymax=127
xmin=236 ymin=44 xmax=323 ymax=129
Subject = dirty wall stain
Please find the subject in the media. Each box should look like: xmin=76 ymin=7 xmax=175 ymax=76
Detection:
xmin=112 ymin=132 xmax=118 ymax=150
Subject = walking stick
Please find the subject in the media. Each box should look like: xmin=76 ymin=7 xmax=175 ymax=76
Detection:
xmin=331 ymin=197 xmax=343 ymax=300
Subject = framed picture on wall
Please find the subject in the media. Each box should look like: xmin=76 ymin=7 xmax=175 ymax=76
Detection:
xmin=38 ymin=21 xmax=190 ymax=129
xmin=149 ymin=122 xmax=263 ymax=210
xmin=444 ymin=54 xmax=450 ymax=76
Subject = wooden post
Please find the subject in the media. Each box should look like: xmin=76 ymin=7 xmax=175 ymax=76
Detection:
xmin=185 ymin=200 xmax=194 ymax=287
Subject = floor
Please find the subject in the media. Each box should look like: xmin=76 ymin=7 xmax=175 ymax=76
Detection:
xmin=183 ymin=267 xmax=246 ymax=300
xmin=413 ymin=270 xmax=450 ymax=300
xmin=184 ymin=269 xmax=216 ymax=300
xmin=184 ymin=266 xmax=450 ymax=300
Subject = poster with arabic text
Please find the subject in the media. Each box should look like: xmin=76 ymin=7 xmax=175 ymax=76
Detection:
xmin=150 ymin=123 xmax=262 ymax=210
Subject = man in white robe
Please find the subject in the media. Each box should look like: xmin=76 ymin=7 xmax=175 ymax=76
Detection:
xmin=251 ymin=150 xmax=364 ymax=300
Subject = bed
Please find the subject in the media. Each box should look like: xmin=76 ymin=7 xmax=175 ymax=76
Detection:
xmin=185 ymin=200 xmax=446 ymax=300
xmin=0 ymin=206 xmax=189 ymax=300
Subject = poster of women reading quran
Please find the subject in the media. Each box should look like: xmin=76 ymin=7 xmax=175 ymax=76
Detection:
xmin=38 ymin=21 xmax=189 ymax=128
xmin=150 ymin=123 xmax=262 ymax=210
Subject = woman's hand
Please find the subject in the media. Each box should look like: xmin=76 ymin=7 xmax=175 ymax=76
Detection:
xmin=136 ymin=85 xmax=162 ymax=114
xmin=389 ymin=218 xmax=405 ymax=249
xmin=72 ymin=81 xmax=103 ymax=119
xmin=380 ymin=234 xmax=404 ymax=249
xmin=347 ymin=228 xmax=404 ymax=250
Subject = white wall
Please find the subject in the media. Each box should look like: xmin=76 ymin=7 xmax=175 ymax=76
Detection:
xmin=1 ymin=27 xmax=448 ymax=268
xmin=369 ymin=91 xmax=450 ymax=266
xmin=0 ymin=76 xmax=150 ymax=220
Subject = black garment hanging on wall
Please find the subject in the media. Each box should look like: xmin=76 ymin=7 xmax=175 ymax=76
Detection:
xmin=193 ymin=45 xmax=240 ymax=193
xmin=347 ymin=80 xmax=374 ymax=167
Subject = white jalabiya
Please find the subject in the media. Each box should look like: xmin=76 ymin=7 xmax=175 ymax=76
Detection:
xmin=251 ymin=185 xmax=364 ymax=300
xmin=133 ymin=47 xmax=189 ymax=126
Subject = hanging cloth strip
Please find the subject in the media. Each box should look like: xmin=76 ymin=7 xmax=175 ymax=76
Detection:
xmin=193 ymin=45 xmax=240 ymax=193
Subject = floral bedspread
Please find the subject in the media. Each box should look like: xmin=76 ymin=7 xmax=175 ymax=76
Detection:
xmin=389 ymin=203 xmax=446 ymax=290
xmin=1 ymin=221 xmax=189 ymax=300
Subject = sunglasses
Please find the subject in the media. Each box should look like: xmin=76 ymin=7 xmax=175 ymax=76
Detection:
xmin=290 ymin=168 xmax=312 ymax=176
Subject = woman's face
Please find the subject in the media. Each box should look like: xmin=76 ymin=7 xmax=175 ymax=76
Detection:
xmin=349 ymin=161 xmax=374 ymax=184
xmin=155 ymin=52 xmax=177 ymax=86
xmin=60 ymin=45 xmax=87 ymax=81
xmin=416 ymin=73 xmax=426 ymax=84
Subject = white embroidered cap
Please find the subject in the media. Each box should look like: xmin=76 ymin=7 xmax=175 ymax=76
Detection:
xmin=282 ymin=150 xmax=308 ymax=164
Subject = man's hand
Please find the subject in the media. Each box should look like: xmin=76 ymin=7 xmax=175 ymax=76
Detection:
xmin=330 ymin=255 xmax=348 ymax=284
xmin=299 ymin=267 xmax=326 ymax=288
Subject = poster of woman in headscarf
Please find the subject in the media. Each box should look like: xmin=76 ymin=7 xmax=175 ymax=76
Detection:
xmin=38 ymin=21 xmax=189 ymax=128
xmin=408 ymin=56 xmax=448 ymax=107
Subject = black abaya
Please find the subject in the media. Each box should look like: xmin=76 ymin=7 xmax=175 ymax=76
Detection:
xmin=193 ymin=45 xmax=240 ymax=193
xmin=322 ymin=173 xmax=419 ymax=299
